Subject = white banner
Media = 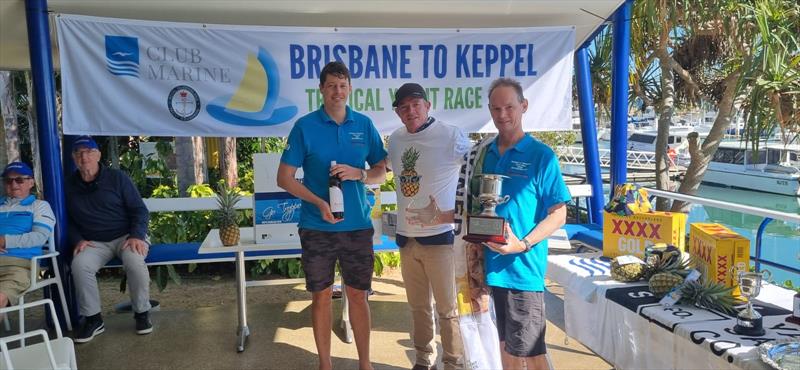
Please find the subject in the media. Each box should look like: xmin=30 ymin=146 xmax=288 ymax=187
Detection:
xmin=57 ymin=15 xmax=574 ymax=137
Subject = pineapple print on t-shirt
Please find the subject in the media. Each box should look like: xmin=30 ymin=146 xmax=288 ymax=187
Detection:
xmin=399 ymin=147 xmax=421 ymax=197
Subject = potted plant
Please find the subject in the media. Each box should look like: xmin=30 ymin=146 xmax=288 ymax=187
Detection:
xmin=215 ymin=183 xmax=242 ymax=246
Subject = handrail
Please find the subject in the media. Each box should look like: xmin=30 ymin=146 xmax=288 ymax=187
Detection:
xmin=643 ymin=187 xmax=800 ymax=224
xmin=643 ymin=187 xmax=799 ymax=275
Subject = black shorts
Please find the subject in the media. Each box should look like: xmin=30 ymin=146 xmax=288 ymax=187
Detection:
xmin=298 ymin=228 xmax=374 ymax=292
xmin=492 ymin=287 xmax=547 ymax=357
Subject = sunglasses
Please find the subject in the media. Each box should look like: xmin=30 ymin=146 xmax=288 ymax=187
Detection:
xmin=3 ymin=177 xmax=32 ymax=185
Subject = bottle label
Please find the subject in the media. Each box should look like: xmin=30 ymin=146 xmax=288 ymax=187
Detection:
xmin=329 ymin=186 xmax=344 ymax=213
xmin=793 ymin=295 xmax=800 ymax=318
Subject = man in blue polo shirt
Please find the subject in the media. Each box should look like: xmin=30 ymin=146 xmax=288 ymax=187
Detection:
xmin=479 ymin=78 xmax=571 ymax=370
xmin=277 ymin=61 xmax=387 ymax=370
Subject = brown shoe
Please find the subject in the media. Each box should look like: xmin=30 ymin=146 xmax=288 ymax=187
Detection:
xmin=411 ymin=365 xmax=437 ymax=370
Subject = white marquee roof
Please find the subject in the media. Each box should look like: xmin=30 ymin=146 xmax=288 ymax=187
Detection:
xmin=0 ymin=0 xmax=622 ymax=70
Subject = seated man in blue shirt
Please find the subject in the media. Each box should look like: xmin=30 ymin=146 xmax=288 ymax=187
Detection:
xmin=277 ymin=61 xmax=387 ymax=370
xmin=67 ymin=136 xmax=153 ymax=343
xmin=0 ymin=162 xmax=56 ymax=308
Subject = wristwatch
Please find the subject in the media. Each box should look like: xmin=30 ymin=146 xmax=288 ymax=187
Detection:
xmin=521 ymin=238 xmax=533 ymax=252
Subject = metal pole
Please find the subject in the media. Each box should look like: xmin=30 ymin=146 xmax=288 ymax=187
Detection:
xmin=575 ymin=47 xmax=604 ymax=225
xmin=25 ymin=0 xmax=76 ymax=326
xmin=754 ymin=217 xmax=773 ymax=272
xmin=235 ymin=251 xmax=250 ymax=352
xmin=609 ymin=0 xmax=633 ymax=200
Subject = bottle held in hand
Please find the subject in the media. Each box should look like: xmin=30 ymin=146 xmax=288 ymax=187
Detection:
xmin=329 ymin=161 xmax=344 ymax=219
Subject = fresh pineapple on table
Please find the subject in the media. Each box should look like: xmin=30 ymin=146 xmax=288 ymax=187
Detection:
xmin=399 ymin=147 xmax=421 ymax=197
xmin=645 ymin=250 xmax=693 ymax=296
xmin=609 ymin=245 xmax=737 ymax=312
xmin=610 ymin=256 xmax=647 ymax=282
xmin=215 ymin=183 xmax=243 ymax=246
xmin=680 ymin=279 xmax=737 ymax=314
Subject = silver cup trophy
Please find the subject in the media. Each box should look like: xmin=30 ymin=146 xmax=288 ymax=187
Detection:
xmin=463 ymin=174 xmax=510 ymax=244
xmin=733 ymin=269 xmax=772 ymax=336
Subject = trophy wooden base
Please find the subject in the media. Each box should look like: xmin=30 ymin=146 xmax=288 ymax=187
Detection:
xmin=465 ymin=214 xmax=507 ymax=245
xmin=463 ymin=234 xmax=508 ymax=245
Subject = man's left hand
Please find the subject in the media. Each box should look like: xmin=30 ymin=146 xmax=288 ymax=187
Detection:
xmin=122 ymin=237 xmax=149 ymax=256
xmin=483 ymin=224 xmax=527 ymax=255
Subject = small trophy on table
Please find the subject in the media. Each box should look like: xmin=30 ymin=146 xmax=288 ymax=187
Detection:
xmin=463 ymin=174 xmax=510 ymax=244
xmin=733 ymin=269 xmax=771 ymax=336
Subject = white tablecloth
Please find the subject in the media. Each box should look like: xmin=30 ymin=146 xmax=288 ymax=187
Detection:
xmin=547 ymin=253 xmax=799 ymax=370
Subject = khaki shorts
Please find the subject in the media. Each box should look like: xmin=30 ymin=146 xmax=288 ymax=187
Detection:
xmin=0 ymin=257 xmax=32 ymax=306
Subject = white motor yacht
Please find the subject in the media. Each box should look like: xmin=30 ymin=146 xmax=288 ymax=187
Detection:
xmin=699 ymin=142 xmax=800 ymax=196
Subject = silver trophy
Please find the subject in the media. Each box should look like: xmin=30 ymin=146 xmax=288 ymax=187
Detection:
xmin=733 ymin=269 xmax=772 ymax=336
xmin=464 ymin=174 xmax=510 ymax=244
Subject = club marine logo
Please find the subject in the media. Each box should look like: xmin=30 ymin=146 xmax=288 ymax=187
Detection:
xmin=105 ymin=35 xmax=140 ymax=78
xmin=168 ymin=85 xmax=201 ymax=121
xmin=207 ymin=48 xmax=297 ymax=126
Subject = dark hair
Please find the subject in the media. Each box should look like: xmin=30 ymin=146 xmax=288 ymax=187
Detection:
xmin=488 ymin=78 xmax=525 ymax=103
xmin=319 ymin=61 xmax=351 ymax=86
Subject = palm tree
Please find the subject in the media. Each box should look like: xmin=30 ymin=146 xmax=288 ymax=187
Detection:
xmin=630 ymin=0 xmax=799 ymax=212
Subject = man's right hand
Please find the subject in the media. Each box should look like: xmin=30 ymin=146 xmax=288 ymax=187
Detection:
xmin=73 ymin=240 xmax=95 ymax=255
xmin=316 ymin=201 xmax=343 ymax=224
xmin=406 ymin=195 xmax=442 ymax=226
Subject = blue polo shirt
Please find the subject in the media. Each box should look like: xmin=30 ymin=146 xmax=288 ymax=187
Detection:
xmin=281 ymin=105 xmax=387 ymax=232
xmin=481 ymin=135 xmax=571 ymax=291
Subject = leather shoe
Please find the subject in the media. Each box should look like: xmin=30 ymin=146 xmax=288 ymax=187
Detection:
xmin=411 ymin=365 xmax=437 ymax=370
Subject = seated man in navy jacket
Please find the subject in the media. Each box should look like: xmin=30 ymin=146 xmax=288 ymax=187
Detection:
xmin=67 ymin=136 xmax=152 ymax=343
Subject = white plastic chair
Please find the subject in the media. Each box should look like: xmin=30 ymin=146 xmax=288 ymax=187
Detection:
xmin=0 ymin=299 xmax=76 ymax=370
xmin=2 ymin=234 xmax=73 ymax=340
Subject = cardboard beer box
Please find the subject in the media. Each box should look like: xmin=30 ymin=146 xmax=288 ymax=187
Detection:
xmin=688 ymin=223 xmax=750 ymax=296
xmin=602 ymin=211 xmax=687 ymax=258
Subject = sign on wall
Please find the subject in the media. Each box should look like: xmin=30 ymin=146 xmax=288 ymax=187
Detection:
xmin=57 ymin=15 xmax=574 ymax=137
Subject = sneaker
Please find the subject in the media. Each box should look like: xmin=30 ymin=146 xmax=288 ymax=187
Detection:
xmin=134 ymin=311 xmax=153 ymax=335
xmin=75 ymin=314 xmax=105 ymax=343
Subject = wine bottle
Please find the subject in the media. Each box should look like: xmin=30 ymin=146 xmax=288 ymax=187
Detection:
xmin=329 ymin=161 xmax=344 ymax=219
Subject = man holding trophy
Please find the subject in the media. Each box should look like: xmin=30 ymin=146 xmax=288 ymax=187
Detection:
xmin=388 ymin=82 xmax=471 ymax=370
xmin=470 ymin=78 xmax=571 ymax=370
xmin=407 ymin=78 xmax=572 ymax=369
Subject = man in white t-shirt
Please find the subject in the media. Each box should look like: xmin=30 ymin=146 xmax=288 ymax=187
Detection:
xmin=387 ymin=83 xmax=471 ymax=370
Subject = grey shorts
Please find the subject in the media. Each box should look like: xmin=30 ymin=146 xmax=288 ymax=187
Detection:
xmin=298 ymin=228 xmax=374 ymax=292
xmin=492 ymin=287 xmax=547 ymax=357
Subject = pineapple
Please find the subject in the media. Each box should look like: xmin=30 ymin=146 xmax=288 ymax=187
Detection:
xmin=649 ymin=272 xmax=685 ymax=297
xmin=680 ymin=279 xmax=737 ymax=314
xmin=610 ymin=257 xmax=646 ymax=282
xmin=399 ymin=147 xmax=421 ymax=197
xmin=215 ymin=183 xmax=243 ymax=246
xmin=642 ymin=249 xmax=689 ymax=281
xmin=644 ymin=250 xmax=695 ymax=297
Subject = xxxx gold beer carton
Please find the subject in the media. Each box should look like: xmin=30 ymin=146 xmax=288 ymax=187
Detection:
xmin=603 ymin=211 xmax=687 ymax=258
xmin=689 ymin=223 xmax=750 ymax=296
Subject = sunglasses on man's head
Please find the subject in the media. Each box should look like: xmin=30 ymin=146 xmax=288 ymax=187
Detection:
xmin=3 ymin=177 xmax=31 ymax=185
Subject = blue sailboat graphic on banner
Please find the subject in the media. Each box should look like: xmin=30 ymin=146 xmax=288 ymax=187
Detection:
xmin=207 ymin=48 xmax=297 ymax=126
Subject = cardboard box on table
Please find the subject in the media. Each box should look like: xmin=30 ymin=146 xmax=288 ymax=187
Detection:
xmin=602 ymin=211 xmax=687 ymax=259
xmin=688 ymin=223 xmax=750 ymax=296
